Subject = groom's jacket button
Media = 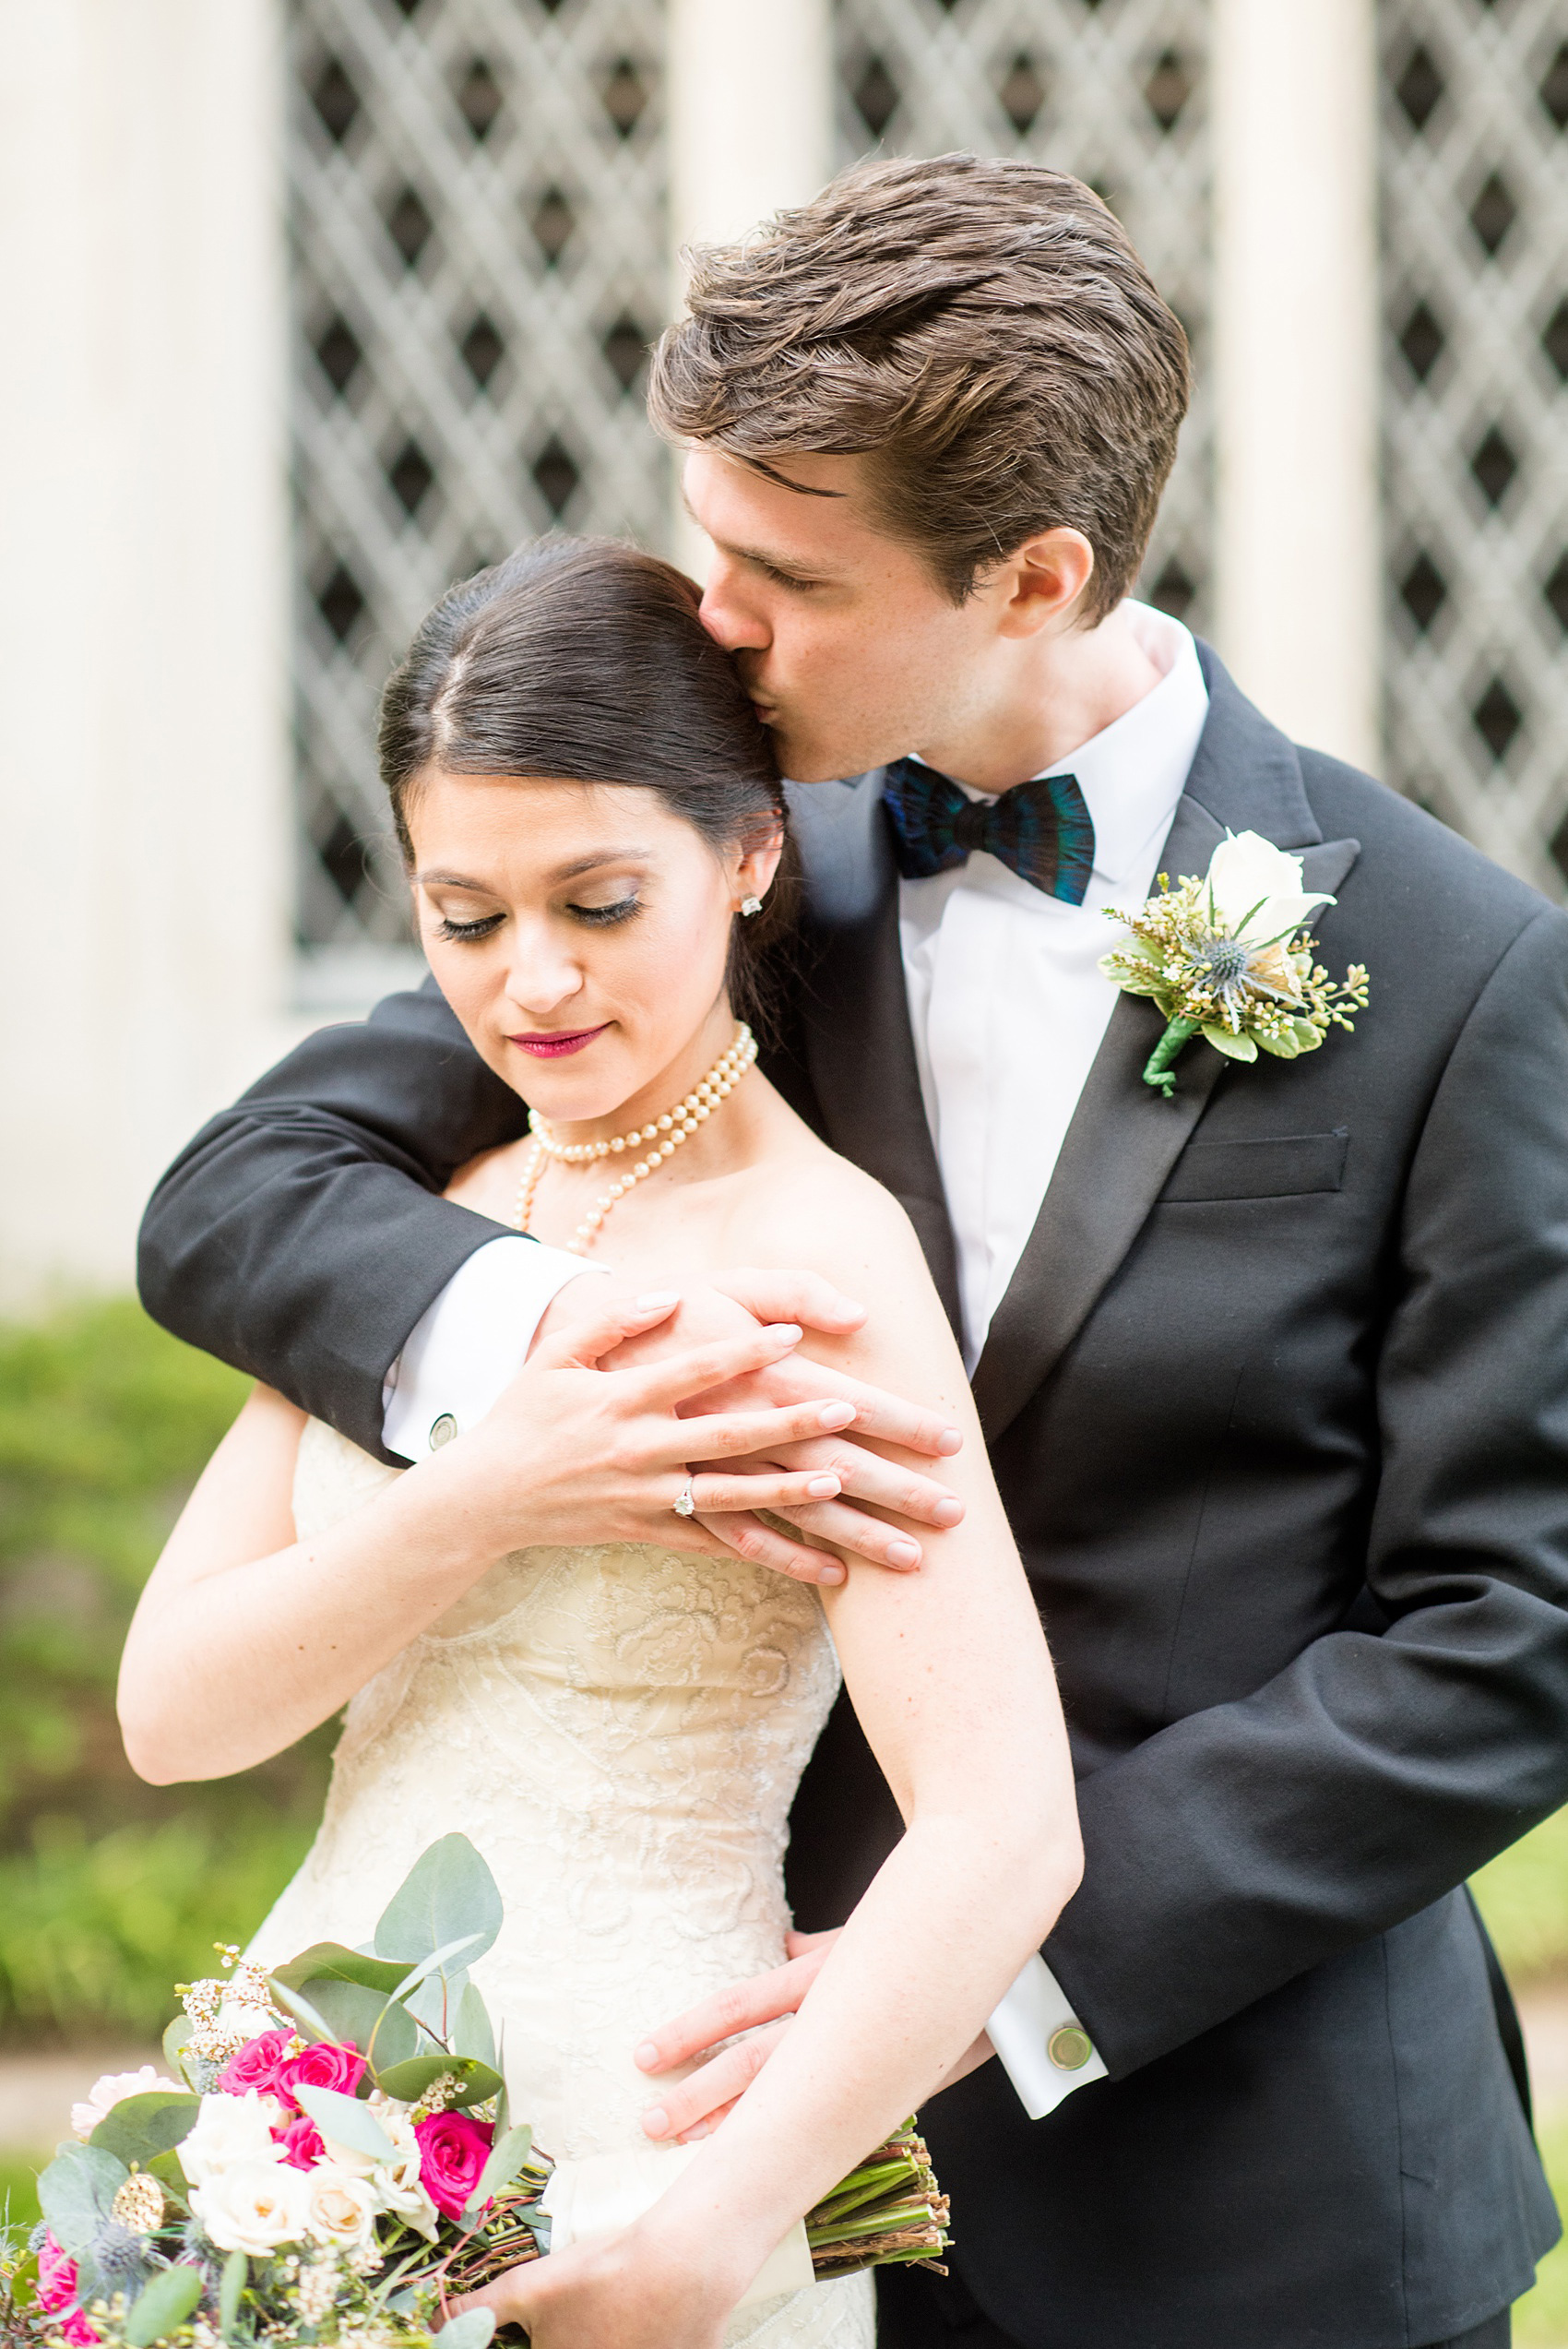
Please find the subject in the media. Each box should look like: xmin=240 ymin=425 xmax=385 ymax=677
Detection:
xmin=429 ymin=1413 xmax=459 ymax=1449
xmin=1048 ymin=2026 xmax=1095 ymax=2071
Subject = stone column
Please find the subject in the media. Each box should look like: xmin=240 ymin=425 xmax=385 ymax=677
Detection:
xmin=1211 ymin=0 xmax=1383 ymax=771
xmin=0 ymin=0 xmax=291 ymax=1301
xmin=665 ymin=0 xmax=834 ymax=572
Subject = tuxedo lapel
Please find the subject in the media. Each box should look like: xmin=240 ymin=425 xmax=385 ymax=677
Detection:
xmin=790 ymin=773 xmax=963 ymax=1330
xmin=969 ymin=650 xmax=1362 ymax=1443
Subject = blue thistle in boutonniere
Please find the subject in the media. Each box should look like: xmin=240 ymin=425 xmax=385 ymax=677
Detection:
xmin=1100 ymin=829 xmax=1370 ymax=1099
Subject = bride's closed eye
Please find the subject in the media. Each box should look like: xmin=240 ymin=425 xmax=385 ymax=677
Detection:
xmin=566 ymin=895 xmax=641 ymax=927
xmin=433 ymin=911 xmax=505 ymax=943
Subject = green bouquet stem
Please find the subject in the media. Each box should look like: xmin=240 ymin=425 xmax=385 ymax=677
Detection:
xmin=445 ymin=2126 xmax=951 ymax=2321
xmin=1142 ymin=1015 xmax=1197 ymax=1099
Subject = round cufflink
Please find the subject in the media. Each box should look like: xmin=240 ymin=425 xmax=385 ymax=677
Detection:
xmin=1048 ymin=2026 xmax=1095 ymax=2072
xmin=429 ymin=1413 xmax=458 ymax=1449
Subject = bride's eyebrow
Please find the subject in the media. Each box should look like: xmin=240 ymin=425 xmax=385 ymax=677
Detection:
xmin=547 ymin=849 xmax=655 ymax=882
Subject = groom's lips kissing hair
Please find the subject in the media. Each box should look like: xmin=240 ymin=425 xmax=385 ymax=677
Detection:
xmin=509 ymin=1024 xmax=610 ymax=1059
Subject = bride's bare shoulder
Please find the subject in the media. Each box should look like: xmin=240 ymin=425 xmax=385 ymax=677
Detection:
xmin=734 ymin=1117 xmax=933 ymax=1293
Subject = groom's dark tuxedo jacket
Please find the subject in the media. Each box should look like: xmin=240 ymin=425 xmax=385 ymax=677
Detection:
xmin=141 ymin=651 xmax=1568 ymax=2349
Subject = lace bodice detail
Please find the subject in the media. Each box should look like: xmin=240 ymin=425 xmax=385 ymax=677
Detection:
xmin=248 ymin=1419 xmax=874 ymax=2348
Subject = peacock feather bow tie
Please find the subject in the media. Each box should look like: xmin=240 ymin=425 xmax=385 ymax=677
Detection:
xmin=882 ymin=757 xmax=1097 ymax=906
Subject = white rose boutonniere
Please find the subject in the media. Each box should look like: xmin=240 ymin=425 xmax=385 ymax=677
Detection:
xmin=1100 ymin=829 xmax=1369 ymax=1098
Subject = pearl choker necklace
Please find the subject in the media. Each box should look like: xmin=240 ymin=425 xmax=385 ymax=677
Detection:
xmin=511 ymin=1023 xmax=758 ymax=1254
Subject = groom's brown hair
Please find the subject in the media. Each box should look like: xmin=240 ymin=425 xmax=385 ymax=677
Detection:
xmin=648 ymin=152 xmax=1189 ymax=624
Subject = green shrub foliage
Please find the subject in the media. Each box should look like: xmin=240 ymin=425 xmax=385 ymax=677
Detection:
xmin=0 ymin=1300 xmax=331 ymax=2039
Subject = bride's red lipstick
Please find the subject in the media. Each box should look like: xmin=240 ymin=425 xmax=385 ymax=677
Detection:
xmin=508 ymin=1024 xmax=609 ymax=1059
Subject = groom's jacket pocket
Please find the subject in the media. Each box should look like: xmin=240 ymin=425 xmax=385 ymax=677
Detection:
xmin=1159 ymin=1127 xmax=1350 ymax=1203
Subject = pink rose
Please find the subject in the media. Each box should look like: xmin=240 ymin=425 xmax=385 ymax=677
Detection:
xmin=218 ymin=2028 xmax=296 ymax=2101
xmin=276 ymin=2039 xmax=366 ymax=2105
xmin=274 ymin=2112 xmax=327 ymax=2169
xmin=34 ymin=2233 xmax=80 ymax=2314
xmin=414 ymin=2110 xmax=494 ymax=2221
xmin=60 ymin=2311 xmax=102 ymax=2347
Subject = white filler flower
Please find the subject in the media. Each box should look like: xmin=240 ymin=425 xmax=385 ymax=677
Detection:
xmin=192 ymin=2154 xmax=310 ymax=2255
xmin=179 ymin=2089 xmax=288 ymax=2187
xmin=1205 ymin=829 xmax=1335 ymax=947
xmin=71 ymin=2066 xmax=184 ymax=2141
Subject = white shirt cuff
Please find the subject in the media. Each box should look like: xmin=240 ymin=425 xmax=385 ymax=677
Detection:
xmin=987 ymin=1955 xmax=1108 ymax=2120
xmin=382 ymin=1235 xmax=606 ymax=1462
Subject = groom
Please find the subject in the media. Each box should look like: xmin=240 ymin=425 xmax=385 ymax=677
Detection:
xmin=139 ymin=156 xmax=1568 ymax=2347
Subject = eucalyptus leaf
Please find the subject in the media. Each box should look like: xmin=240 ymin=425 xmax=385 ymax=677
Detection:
xmin=270 ymin=1942 xmax=413 ymax=1998
xmin=270 ymin=1976 xmax=336 ymax=2045
xmin=373 ymin=2054 xmax=502 ymax=2109
xmin=465 ymin=2124 xmax=534 ymax=2216
xmin=124 ymin=2260 xmax=203 ymax=2347
xmin=90 ymin=2092 xmax=200 ymax=2167
xmin=38 ymin=2141 xmax=127 ymax=2253
xmin=146 ymin=2149 xmax=190 ymax=2207
xmin=455 ymin=1980 xmax=496 ymax=2068
xmin=219 ymin=2248 xmax=247 ymax=2339
xmin=161 ymin=2015 xmax=196 ymax=2085
xmin=374 ymin=1835 xmax=503 ymax=1968
xmin=389 ymin=1933 xmax=487 ymax=2006
xmin=295 ymin=2082 xmax=397 ymax=2163
xmin=1200 ymin=1024 xmax=1258 ymax=1061
xmin=435 ymin=2311 xmax=496 ymax=2349
xmin=292 ymin=1978 xmax=419 ymax=2070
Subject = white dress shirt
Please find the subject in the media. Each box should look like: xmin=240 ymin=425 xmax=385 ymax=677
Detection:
xmin=899 ymin=602 xmax=1210 ymax=1373
xmin=381 ymin=598 xmax=1211 ymax=2122
xmin=897 ymin=601 xmax=1210 ymax=2117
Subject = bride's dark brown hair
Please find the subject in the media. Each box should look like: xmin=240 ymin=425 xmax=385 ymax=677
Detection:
xmin=378 ymin=535 xmax=797 ymax=1016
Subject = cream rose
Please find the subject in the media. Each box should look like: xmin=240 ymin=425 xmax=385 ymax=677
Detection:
xmin=303 ymin=2162 xmax=381 ymax=2254
xmin=70 ymin=2065 xmax=184 ymax=2142
xmin=180 ymin=2090 xmax=288 ymax=2188
xmin=192 ymin=2153 xmax=310 ymax=2254
xmin=1206 ymin=829 xmax=1334 ymax=946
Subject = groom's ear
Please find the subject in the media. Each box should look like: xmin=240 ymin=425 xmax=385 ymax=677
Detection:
xmin=992 ymin=529 xmax=1098 ymax=638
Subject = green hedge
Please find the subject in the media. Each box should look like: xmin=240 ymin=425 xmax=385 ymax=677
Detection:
xmin=0 ymin=1299 xmax=331 ymax=2041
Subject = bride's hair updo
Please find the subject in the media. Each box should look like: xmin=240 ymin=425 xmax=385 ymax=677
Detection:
xmin=378 ymin=536 xmax=795 ymax=1009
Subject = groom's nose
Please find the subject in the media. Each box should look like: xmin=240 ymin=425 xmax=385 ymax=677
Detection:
xmin=698 ymin=556 xmax=771 ymax=655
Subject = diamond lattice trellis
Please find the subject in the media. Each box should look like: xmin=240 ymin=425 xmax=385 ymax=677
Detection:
xmin=1381 ymin=0 xmax=1568 ymax=894
xmin=833 ymin=0 xmax=1214 ymax=635
xmin=289 ymin=0 xmax=671 ymax=955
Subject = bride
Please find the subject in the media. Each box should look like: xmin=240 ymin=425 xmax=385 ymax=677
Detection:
xmin=116 ymin=537 xmax=1082 ymax=2349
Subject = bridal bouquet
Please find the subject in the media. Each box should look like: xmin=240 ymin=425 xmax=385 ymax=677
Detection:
xmin=21 ymin=1837 xmax=949 ymax=2346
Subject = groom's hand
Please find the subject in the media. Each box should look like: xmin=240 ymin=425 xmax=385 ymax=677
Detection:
xmin=531 ymin=1270 xmax=966 ymax=1576
xmin=634 ymin=1928 xmax=994 ymax=2142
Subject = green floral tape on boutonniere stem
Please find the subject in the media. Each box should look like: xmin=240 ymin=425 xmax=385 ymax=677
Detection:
xmin=1099 ymin=829 xmax=1370 ymax=1101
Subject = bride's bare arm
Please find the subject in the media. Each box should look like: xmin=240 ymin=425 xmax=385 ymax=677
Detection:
xmin=469 ymin=1171 xmax=1081 ymax=2347
xmin=117 ymin=1299 xmax=874 ymax=1783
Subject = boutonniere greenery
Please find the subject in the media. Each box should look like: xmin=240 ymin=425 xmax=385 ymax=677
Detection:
xmin=1100 ymin=829 xmax=1370 ymax=1100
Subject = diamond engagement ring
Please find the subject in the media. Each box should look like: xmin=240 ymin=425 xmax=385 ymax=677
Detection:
xmin=672 ymin=1479 xmax=697 ymax=1519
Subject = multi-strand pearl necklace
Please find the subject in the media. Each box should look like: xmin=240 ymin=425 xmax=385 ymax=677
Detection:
xmin=511 ymin=1023 xmax=758 ymax=1254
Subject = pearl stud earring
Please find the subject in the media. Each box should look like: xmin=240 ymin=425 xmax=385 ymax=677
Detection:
xmin=740 ymin=895 xmax=764 ymax=917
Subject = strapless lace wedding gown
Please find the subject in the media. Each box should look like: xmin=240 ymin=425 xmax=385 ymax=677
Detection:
xmin=248 ymin=1419 xmax=876 ymax=2349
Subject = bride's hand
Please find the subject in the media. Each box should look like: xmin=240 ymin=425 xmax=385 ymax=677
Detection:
xmin=445 ymin=2226 xmax=736 ymax=2349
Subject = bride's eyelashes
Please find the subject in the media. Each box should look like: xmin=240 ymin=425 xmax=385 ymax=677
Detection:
xmin=566 ymin=895 xmax=642 ymax=928
xmin=430 ymin=895 xmax=642 ymax=944
xmin=433 ymin=911 xmax=505 ymax=943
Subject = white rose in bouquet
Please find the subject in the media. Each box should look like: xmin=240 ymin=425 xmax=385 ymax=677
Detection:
xmin=1206 ymin=829 xmax=1334 ymax=946
xmin=180 ymin=2088 xmax=288 ymax=2187
xmin=303 ymin=2162 xmax=381 ymax=2255
xmin=193 ymin=2153 xmax=311 ymax=2254
xmin=70 ymin=2064 xmax=184 ymax=2141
